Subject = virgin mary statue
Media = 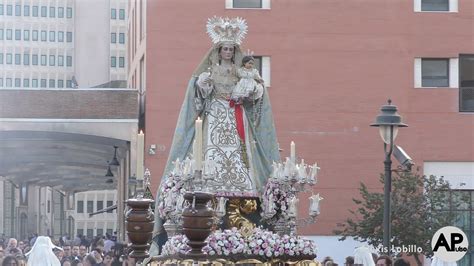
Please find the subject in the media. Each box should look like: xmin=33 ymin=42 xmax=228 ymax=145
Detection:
xmin=151 ymin=16 xmax=280 ymax=252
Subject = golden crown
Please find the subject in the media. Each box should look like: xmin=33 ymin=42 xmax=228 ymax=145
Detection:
xmin=206 ymin=16 xmax=248 ymax=45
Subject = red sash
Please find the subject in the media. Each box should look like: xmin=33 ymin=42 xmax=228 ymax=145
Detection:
xmin=229 ymin=100 xmax=245 ymax=142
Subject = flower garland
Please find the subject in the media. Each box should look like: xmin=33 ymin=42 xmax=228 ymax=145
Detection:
xmin=261 ymin=179 xmax=291 ymax=221
xmin=162 ymin=227 xmax=317 ymax=258
xmin=157 ymin=174 xmax=184 ymax=220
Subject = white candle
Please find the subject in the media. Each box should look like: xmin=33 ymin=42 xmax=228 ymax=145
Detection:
xmin=136 ymin=130 xmax=145 ymax=180
xmin=195 ymin=117 xmax=203 ymax=170
xmin=290 ymin=141 xmax=296 ymax=164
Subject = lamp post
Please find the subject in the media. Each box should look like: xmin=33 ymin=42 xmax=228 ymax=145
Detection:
xmin=371 ymin=99 xmax=407 ymax=255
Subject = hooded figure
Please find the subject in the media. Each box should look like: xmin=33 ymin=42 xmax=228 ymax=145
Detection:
xmin=25 ymin=236 xmax=61 ymax=266
xmin=354 ymin=246 xmax=375 ymax=266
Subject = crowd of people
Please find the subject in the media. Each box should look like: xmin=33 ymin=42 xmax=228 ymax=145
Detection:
xmin=0 ymin=233 xmax=135 ymax=266
xmin=321 ymin=246 xmax=411 ymax=266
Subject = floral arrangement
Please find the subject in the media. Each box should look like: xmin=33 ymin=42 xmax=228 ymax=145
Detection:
xmin=163 ymin=227 xmax=317 ymax=259
xmin=261 ymin=179 xmax=292 ymax=221
xmin=203 ymin=227 xmax=247 ymax=256
xmin=161 ymin=234 xmax=191 ymax=256
xmin=156 ymin=174 xmax=184 ymax=220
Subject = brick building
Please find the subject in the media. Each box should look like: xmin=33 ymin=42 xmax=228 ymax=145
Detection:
xmin=128 ymin=0 xmax=474 ymax=263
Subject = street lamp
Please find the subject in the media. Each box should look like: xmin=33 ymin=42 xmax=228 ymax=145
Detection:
xmin=371 ymin=99 xmax=407 ymax=255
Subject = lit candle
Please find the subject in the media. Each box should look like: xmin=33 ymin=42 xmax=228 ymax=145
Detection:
xmin=195 ymin=117 xmax=203 ymax=170
xmin=290 ymin=141 xmax=296 ymax=164
xmin=136 ymin=130 xmax=145 ymax=180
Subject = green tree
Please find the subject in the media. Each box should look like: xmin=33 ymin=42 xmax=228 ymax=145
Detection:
xmin=334 ymin=171 xmax=466 ymax=266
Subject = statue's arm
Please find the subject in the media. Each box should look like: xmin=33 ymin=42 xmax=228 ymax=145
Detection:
xmin=196 ymin=72 xmax=213 ymax=98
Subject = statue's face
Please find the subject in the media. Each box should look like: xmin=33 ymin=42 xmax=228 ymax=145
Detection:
xmin=220 ymin=44 xmax=234 ymax=60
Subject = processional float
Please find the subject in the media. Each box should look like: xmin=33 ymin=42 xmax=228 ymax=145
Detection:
xmin=126 ymin=17 xmax=324 ymax=265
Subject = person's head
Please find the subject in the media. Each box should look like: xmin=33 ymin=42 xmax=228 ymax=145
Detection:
xmin=1 ymin=256 xmax=19 ymax=266
xmin=219 ymin=43 xmax=235 ymax=62
xmin=61 ymin=258 xmax=72 ymax=266
xmin=62 ymin=245 xmax=71 ymax=256
xmin=17 ymin=242 xmax=24 ymax=251
xmin=241 ymin=56 xmax=255 ymax=69
xmin=345 ymin=256 xmax=354 ymax=266
xmin=322 ymin=257 xmax=334 ymax=264
xmin=79 ymin=245 xmax=87 ymax=257
xmin=54 ymin=249 xmax=64 ymax=260
xmin=393 ymin=258 xmax=410 ymax=266
xmin=376 ymin=255 xmax=392 ymax=266
xmin=71 ymin=246 xmax=79 ymax=256
xmin=82 ymin=254 xmax=97 ymax=266
xmin=7 ymin=239 xmax=17 ymax=249
xmin=103 ymin=252 xmax=114 ymax=265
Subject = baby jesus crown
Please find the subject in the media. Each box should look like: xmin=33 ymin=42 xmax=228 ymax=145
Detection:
xmin=206 ymin=16 xmax=248 ymax=45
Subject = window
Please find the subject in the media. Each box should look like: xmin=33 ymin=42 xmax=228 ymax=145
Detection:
xmin=422 ymin=59 xmax=449 ymax=87
xmin=0 ymin=4 xmax=3 ymax=15
xmin=97 ymin=201 xmax=104 ymax=211
xmin=49 ymin=31 xmax=55 ymax=42
xmin=23 ymin=79 xmax=29 ymax=87
xmin=15 ymin=5 xmax=21 ymax=16
xmin=49 ymin=79 xmax=55 ymax=88
xmin=227 ymin=0 xmax=270 ymax=9
xmin=119 ymin=57 xmax=125 ymax=68
xmin=66 ymin=32 xmax=72 ymax=42
xmin=41 ymin=55 xmax=46 ymax=66
xmin=41 ymin=6 xmax=47 ymax=17
xmin=32 ymin=6 xmax=38 ymax=17
xmin=119 ymin=9 xmax=125 ymax=20
xmin=7 ymin=5 xmax=12 ymax=16
xmin=0 ymin=78 xmax=3 ymax=87
xmin=58 ymin=7 xmax=64 ymax=18
xmin=66 ymin=56 xmax=72 ymax=67
xmin=119 ymin=33 xmax=125 ymax=44
xmin=14 ymin=78 xmax=21 ymax=87
xmin=24 ymin=53 xmax=29 ymax=65
xmin=32 ymin=54 xmax=38 ymax=65
xmin=24 ymin=5 xmax=30 ymax=16
xmin=41 ymin=79 xmax=47 ymax=88
xmin=24 ymin=30 xmax=29 ymax=41
xmin=58 ymin=31 xmax=64 ymax=42
xmin=49 ymin=7 xmax=55 ymax=17
xmin=86 ymin=229 xmax=93 ymax=238
xmin=66 ymin=80 xmax=72 ymax=88
xmin=415 ymin=0 xmax=457 ymax=12
xmin=6 ymin=29 xmax=12 ymax=40
xmin=106 ymin=229 xmax=113 ymax=235
xmin=32 ymin=79 xmax=38 ymax=87
xmin=111 ymin=8 xmax=116 ymax=19
xmin=415 ymin=58 xmax=458 ymax=88
xmin=66 ymin=7 xmax=72 ymax=18
xmin=32 ymin=30 xmax=38 ymax=41
xmin=77 ymin=229 xmax=84 ymax=236
xmin=111 ymin=33 xmax=116 ymax=43
xmin=111 ymin=56 xmax=116 ymax=67
xmin=0 ymin=53 xmax=3 ymax=64
xmin=41 ymin=31 xmax=47 ymax=41
xmin=6 ymin=78 xmax=12 ymax=87
xmin=460 ymin=54 xmax=474 ymax=112
xmin=422 ymin=0 xmax=449 ymax=11
xmin=58 ymin=79 xmax=64 ymax=88
xmin=6 ymin=53 xmax=12 ymax=64
xmin=87 ymin=201 xmax=93 ymax=213
xmin=15 ymin=54 xmax=20 ymax=65
xmin=97 ymin=229 xmax=104 ymax=236
xmin=0 ymin=29 xmax=3 ymax=40
xmin=49 ymin=55 xmax=55 ymax=66
xmin=15 ymin=30 xmax=20 ymax=40
xmin=106 ymin=201 xmax=113 ymax=213
xmin=58 ymin=55 xmax=64 ymax=66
